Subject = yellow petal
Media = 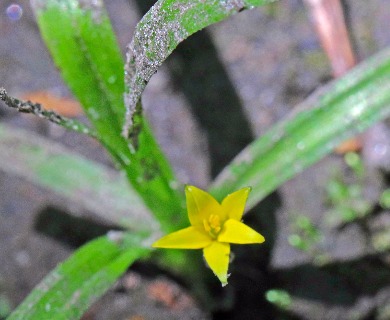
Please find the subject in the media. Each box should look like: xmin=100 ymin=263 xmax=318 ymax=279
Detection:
xmin=152 ymin=226 xmax=212 ymax=249
xmin=221 ymin=187 xmax=251 ymax=221
xmin=203 ymin=241 xmax=230 ymax=286
xmin=185 ymin=185 xmax=222 ymax=226
xmin=218 ymin=219 xmax=265 ymax=244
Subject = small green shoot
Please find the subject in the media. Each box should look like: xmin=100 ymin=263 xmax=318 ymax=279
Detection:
xmin=379 ymin=189 xmax=390 ymax=209
xmin=344 ymin=152 xmax=364 ymax=179
xmin=288 ymin=215 xmax=322 ymax=252
xmin=265 ymin=289 xmax=292 ymax=310
xmin=325 ymin=152 xmax=372 ymax=226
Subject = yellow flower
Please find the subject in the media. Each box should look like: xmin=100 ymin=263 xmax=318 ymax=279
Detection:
xmin=152 ymin=185 xmax=265 ymax=286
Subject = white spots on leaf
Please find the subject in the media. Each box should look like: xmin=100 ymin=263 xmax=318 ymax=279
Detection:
xmin=107 ymin=75 xmax=117 ymax=84
xmin=119 ymin=153 xmax=131 ymax=166
xmin=296 ymin=141 xmax=306 ymax=151
xmin=220 ymin=0 xmax=245 ymax=12
xmin=123 ymin=1 xmax=191 ymax=135
xmin=107 ymin=230 xmax=124 ymax=244
xmin=136 ymin=176 xmax=143 ymax=184
xmin=87 ymin=108 xmax=100 ymax=121
xmin=169 ymin=180 xmax=179 ymax=190
xmin=128 ymin=142 xmax=136 ymax=155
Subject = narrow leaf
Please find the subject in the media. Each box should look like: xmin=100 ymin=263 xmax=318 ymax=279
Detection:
xmin=123 ymin=0 xmax=276 ymax=137
xmin=0 ymin=122 xmax=156 ymax=232
xmin=210 ymin=48 xmax=390 ymax=208
xmin=31 ymin=0 xmax=186 ymax=232
xmin=7 ymin=233 xmax=151 ymax=320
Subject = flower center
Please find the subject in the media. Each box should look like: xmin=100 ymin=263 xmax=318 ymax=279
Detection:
xmin=203 ymin=214 xmax=222 ymax=238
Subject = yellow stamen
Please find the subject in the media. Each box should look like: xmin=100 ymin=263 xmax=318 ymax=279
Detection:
xmin=203 ymin=214 xmax=222 ymax=238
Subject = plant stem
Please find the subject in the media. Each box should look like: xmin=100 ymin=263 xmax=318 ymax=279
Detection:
xmin=0 ymin=87 xmax=97 ymax=138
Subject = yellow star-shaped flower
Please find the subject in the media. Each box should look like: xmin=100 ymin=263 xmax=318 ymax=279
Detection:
xmin=152 ymin=185 xmax=265 ymax=286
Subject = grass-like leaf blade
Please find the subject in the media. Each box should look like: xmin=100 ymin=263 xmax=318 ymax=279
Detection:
xmin=210 ymin=48 xmax=390 ymax=208
xmin=31 ymin=0 xmax=186 ymax=232
xmin=123 ymin=0 xmax=276 ymax=136
xmin=6 ymin=233 xmax=150 ymax=320
xmin=0 ymin=123 xmax=156 ymax=232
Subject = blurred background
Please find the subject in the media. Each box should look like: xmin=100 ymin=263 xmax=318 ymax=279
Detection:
xmin=1 ymin=0 xmax=390 ymax=319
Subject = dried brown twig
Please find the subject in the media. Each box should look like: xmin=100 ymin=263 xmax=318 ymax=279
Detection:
xmin=304 ymin=0 xmax=361 ymax=153
xmin=304 ymin=0 xmax=356 ymax=77
xmin=0 ymin=87 xmax=96 ymax=138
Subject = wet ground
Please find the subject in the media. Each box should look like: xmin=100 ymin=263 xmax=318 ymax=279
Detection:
xmin=1 ymin=0 xmax=390 ymax=319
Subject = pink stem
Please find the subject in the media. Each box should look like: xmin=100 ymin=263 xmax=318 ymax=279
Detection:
xmin=304 ymin=0 xmax=356 ymax=77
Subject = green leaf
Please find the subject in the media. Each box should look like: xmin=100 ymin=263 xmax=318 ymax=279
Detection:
xmin=210 ymin=48 xmax=390 ymax=208
xmin=31 ymin=0 xmax=186 ymax=232
xmin=123 ymin=0 xmax=276 ymax=137
xmin=6 ymin=233 xmax=151 ymax=320
xmin=0 ymin=122 xmax=157 ymax=233
xmin=31 ymin=0 xmax=124 ymax=142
